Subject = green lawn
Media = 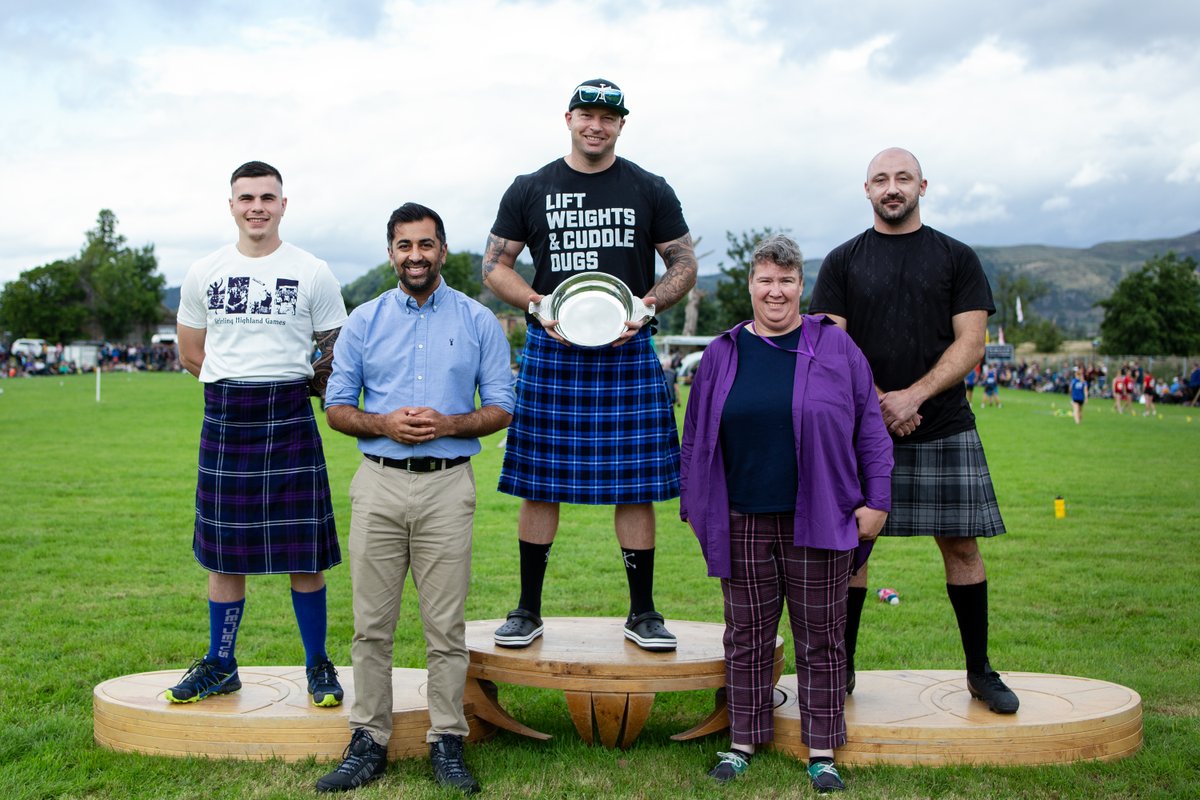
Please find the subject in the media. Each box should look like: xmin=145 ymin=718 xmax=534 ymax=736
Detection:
xmin=1 ymin=373 xmax=1197 ymax=799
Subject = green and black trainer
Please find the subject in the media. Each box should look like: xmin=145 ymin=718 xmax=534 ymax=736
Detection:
xmin=165 ymin=656 xmax=241 ymax=703
xmin=307 ymin=658 xmax=344 ymax=707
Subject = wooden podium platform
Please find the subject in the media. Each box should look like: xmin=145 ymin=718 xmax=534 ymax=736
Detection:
xmin=772 ymin=670 xmax=1142 ymax=766
xmin=93 ymin=648 xmax=1142 ymax=766
xmin=464 ymin=617 xmax=782 ymax=749
xmin=93 ymin=666 xmax=494 ymax=761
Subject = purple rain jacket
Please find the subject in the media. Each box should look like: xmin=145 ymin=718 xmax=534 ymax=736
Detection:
xmin=679 ymin=316 xmax=893 ymax=578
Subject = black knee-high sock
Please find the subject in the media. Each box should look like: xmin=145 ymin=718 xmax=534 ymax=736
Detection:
xmin=844 ymin=586 xmax=868 ymax=673
xmin=946 ymin=580 xmax=989 ymax=674
xmin=517 ymin=540 xmax=552 ymax=617
xmin=621 ymin=547 xmax=656 ymax=617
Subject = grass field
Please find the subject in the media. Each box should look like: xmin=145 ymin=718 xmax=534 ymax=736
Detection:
xmin=1 ymin=372 xmax=1197 ymax=799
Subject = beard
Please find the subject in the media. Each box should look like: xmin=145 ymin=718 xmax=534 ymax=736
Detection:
xmin=397 ymin=259 xmax=440 ymax=295
xmin=873 ymin=194 xmax=919 ymax=225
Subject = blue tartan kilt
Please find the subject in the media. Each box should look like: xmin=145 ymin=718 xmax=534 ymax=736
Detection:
xmin=193 ymin=379 xmax=341 ymax=574
xmin=881 ymin=429 xmax=1006 ymax=538
xmin=498 ymin=326 xmax=680 ymax=505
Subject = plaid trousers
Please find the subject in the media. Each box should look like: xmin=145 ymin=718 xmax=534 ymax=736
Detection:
xmin=722 ymin=511 xmax=853 ymax=749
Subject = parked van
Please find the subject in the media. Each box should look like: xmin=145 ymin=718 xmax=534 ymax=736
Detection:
xmin=10 ymin=338 xmax=47 ymax=357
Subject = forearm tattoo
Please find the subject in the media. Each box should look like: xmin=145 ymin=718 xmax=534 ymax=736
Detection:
xmin=651 ymin=233 xmax=699 ymax=310
xmin=309 ymin=327 xmax=340 ymax=401
xmin=483 ymin=233 xmax=510 ymax=281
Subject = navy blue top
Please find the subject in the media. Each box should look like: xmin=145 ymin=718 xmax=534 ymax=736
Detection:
xmin=719 ymin=326 xmax=802 ymax=513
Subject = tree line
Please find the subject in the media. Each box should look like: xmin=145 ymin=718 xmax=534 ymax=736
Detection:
xmin=3 ymin=212 xmax=1197 ymax=356
xmin=0 ymin=210 xmax=164 ymax=343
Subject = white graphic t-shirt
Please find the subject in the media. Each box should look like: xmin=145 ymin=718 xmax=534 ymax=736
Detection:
xmin=177 ymin=242 xmax=348 ymax=383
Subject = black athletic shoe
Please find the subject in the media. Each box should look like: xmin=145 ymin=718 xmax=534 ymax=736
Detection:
xmin=316 ymin=728 xmax=387 ymax=792
xmin=967 ymin=665 xmax=1020 ymax=714
xmin=808 ymin=761 xmax=846 ymax=793
xmin=164 ymin=656 xmax=241 ymax=703
xmin=623 ymin=611 xmax=677 ymax=651
xmin=307 ymin=658 xmax=344 ymax=707
xmin=708 ymin=750 xmax=751 ymax=783
xmin=494 ymin=609 xmax=544 ymax=648
xmin=430 ymin=734 xmax=480 ymax=795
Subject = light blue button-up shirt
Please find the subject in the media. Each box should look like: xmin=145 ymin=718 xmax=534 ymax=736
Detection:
xmin=325 ymin=280 xmax=515 ymax=460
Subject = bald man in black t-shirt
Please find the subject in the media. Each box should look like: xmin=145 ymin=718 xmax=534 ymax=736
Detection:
xmin=810 ymin=147 xmax=1019 ymax=714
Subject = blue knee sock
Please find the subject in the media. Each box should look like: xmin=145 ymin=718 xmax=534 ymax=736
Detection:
xmin=291 ymin=586 xmax=328 ymax=668
xmin=207 ymin=598 xmax=245 ymax=669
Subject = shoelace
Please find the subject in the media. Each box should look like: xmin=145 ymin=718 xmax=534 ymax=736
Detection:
xmin=310 ymin=663 xmax=338 ymax=685
xmin=714 ymin=752 xmax=749 ymax=774
xmin=433 ymin=742 xmax=472 ymax=779
xmin=336 ymin=735 xmax=378 ymax=775
xmin=181 ymin=660 xmax=225 ymax=690
xmin=809 ymin=762 xmax=841 ymax=780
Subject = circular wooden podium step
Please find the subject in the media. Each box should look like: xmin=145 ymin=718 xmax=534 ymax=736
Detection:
xmin=93 ymin=666 xmax=494 ymax=761
xmin=771 ymin=670 xmax=1141 ymax=766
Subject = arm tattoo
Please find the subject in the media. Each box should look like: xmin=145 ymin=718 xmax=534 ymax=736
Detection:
xmin=482 ymin=233 xmax=510 ymax=281
xmin=651 ymin=233 xmax=699 ymax=311
xmin=309 ymin=327 xmax=340 ymax=402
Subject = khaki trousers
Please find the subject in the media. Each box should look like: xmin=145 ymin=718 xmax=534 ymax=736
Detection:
xmin=347 ymin=456 xmax=475 ymax=743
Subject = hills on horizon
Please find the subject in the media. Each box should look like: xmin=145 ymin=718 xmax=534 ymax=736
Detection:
xmin=164 ymin=229 xmax=1200 ymax=334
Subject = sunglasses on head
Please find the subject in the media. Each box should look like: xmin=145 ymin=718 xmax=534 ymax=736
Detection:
xmin=575 ymin=85 xmax=623 ymax=107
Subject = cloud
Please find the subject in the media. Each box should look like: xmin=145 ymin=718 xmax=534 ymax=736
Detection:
xmin=1041 ymin=195 xmax=1071 ymax=212
xmin=2 ymin=0 xmax=1200 ymax=290
xmin=1166 ymin=142 xmax=1200 ymax=185
xmin=1067 ymin=163 xmax=1119 ymax=188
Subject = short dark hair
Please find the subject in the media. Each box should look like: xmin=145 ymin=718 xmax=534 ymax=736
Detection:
xmin=386 ymin=203 xmax=447 ymax=248
xmin=230 ymin=161 xmax=282 ymax=186
xmin=750 ymin=234 xmax=804 ymax=281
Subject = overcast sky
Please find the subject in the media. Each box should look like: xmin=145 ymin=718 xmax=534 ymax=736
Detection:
xmin=2 ymin=0 xmax=1198 ymax=287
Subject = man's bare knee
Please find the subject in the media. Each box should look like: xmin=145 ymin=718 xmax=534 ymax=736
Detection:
xmin=615 ymin=503 xmax=655 ymax=549
xmin=519 ymin=500 xmax=560 ymax=544
xmin=936 ymin=536 xmax=986 ymax=583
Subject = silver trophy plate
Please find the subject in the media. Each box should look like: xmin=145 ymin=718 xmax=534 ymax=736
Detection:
xmin=529 ymin=272 xmax=655 ymax=348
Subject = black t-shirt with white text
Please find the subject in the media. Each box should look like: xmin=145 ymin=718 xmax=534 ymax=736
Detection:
xmin=809 ymin=226 xmax=995 ymax=443
xmin=490 ymin=157 xmax=689 ymax=303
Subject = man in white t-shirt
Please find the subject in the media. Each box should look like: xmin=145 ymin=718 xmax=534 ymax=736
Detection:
xmin=168 ymin=161 xmax=348 ymax=707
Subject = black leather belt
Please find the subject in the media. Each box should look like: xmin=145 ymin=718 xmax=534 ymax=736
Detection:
xmin=364 ymin=454 xmax=470 ymax=473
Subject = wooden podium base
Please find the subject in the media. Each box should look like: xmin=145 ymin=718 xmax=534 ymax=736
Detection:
xmin=93 ymin=663 xmax=1142 ymax=767
xmin=465 ymin=617 xmax=782 ymax=748
xmin=93 ymin=666 xmax=494 ymax=761
xmin=771 ymin=670 xmax=1142 ymax=766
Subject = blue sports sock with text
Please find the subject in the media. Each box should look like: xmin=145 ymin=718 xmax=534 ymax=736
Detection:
xmin=207 ymin=598 xmax=245 ymax=669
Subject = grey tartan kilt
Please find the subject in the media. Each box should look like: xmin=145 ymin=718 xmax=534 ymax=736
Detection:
xmin=881 ymin=429 xmax=1006 ymax=538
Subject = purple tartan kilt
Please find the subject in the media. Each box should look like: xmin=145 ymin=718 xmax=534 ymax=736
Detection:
xmin=881 ymin=429 xmax=1006 ymax=538
xmin=498 ymin=325 xmax=680 ymax=505
xmin=193 ymin=379 xmax=340 ymax=574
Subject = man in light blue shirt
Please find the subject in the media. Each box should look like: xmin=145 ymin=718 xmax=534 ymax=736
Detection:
xmin=318 ymin=203 xmax=513 ymax=796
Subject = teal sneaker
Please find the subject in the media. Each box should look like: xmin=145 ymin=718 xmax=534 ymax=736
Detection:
xmin=807 ymin=761 xmax=846 ymax=793
xmin=708 ymin=750 xmax=751 ymax=783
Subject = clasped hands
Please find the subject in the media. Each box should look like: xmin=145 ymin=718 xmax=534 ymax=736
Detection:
xmin=878 ymin=387 xmax=923 ymax=437
xmin=379 ymin=407 xmax=449 ymax=444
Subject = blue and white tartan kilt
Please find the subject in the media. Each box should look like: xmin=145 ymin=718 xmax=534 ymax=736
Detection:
xmin=881 ymin=429 xmax=1006 ymax=538
xmin=193 ymin=379 xmax=341 ymax=574
xmin=498 ymin=325 xmax=680 ymax=505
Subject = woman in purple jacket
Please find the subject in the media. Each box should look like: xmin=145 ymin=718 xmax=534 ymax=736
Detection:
xmin=680 ymin=234 xmax=893 ymax=793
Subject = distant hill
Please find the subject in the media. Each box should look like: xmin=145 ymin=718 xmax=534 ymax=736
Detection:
xmin=163 ymin=231 xmax=1200 ymax=333
xmin=971 ymin=231 xmax=1200 ymax=331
